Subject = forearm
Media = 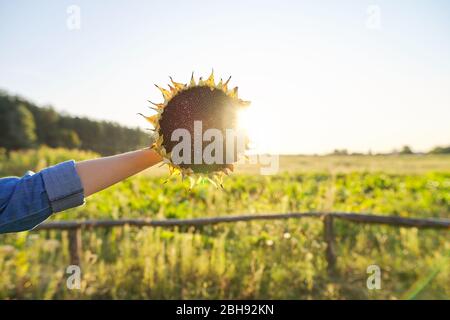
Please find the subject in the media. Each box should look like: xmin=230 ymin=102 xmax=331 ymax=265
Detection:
xmin=0 ymin=148 xmax=162 ymax=234
xmin=75 ymin=148 xmax=162 ymax=197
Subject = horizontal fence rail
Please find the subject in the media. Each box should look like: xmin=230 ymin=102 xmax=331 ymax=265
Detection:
xmin=35 ymin=212 xmax=450 ymax=230
xmin=33 ymin=212 xmax=450 ymax=275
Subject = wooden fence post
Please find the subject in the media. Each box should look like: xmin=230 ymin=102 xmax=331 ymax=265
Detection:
xmin=68 ymin=227 xmax=82 ymax=266
xmin=324 ymin=215 xmax=337 ymax=276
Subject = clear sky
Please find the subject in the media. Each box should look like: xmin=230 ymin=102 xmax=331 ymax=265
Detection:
xmin=1 ymin=0 xmax=449 ymax=154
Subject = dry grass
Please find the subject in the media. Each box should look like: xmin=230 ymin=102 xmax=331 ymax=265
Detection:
xmin=143 ymin=154 xmax=450 ymax=177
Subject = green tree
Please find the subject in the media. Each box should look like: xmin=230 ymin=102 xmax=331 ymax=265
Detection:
xmin=429 ymin=145 xmax=450 ymax=154
xmin=332 ymin=149 xmax=348 ymax=156
xmin=0 ymin=90 xmax=149 ymax=155
xmin=58 ymin=129 xmax=81 ymax=149
xmin=0 ymin=104 xmax=36 ymax=152
xmin=400 ymin=145 xmax=414 ymax=155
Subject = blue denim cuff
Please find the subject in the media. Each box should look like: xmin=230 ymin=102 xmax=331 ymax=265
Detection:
xmin=40 ymin=160 xmax=85 ymax=213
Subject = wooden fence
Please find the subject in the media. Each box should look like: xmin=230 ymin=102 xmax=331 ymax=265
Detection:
xmin=34 ymin=212 xmax=450 ymax=276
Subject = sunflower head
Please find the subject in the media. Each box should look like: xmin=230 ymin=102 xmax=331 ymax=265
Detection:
xmin=142 ymin=70 xmax=250 ymax=188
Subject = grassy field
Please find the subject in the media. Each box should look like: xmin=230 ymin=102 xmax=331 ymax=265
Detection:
xmin=0 ymin=147 xmax=449 ymax=299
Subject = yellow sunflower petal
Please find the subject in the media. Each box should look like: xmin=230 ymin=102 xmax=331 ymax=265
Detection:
xmin=223 ymin=76 xmax=231 ymax=92
xmin=168 ymin=84 xmax=177 ymax=94
xmin=147 ymin=100 xmax=165 ymax=109
xmin=154 ymin=84 xmax=171 ymax=101
xmin=169 ymin=77 xmax=186 ymax=90
xmin=228 ymin=86 xmax=238 ymax=98
xmin=239 ymin=99 xmax=251 ymax=107
xmin=205 ymin=69 xmax=215 ymax=87
xmin=138 ymin=113 xmax=159 ymax=126
xmin=189 ymin=72 xmax=196 ymax=87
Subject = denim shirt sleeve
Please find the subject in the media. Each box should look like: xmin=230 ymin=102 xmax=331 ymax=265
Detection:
xmin=0 ymin=160 xmax=85 ymax=234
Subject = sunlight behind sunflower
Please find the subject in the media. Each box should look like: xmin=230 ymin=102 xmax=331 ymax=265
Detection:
xmin=236 ymin=103 xmax=280 ymax=155
xmin=237 ymin=106 xmax=261 ymax=154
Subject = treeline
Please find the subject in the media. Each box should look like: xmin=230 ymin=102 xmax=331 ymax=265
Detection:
xmin=330 ymin=145 xmax=450 ymax=156
xmin=0 ymin=90 xmax=149 ymax=155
